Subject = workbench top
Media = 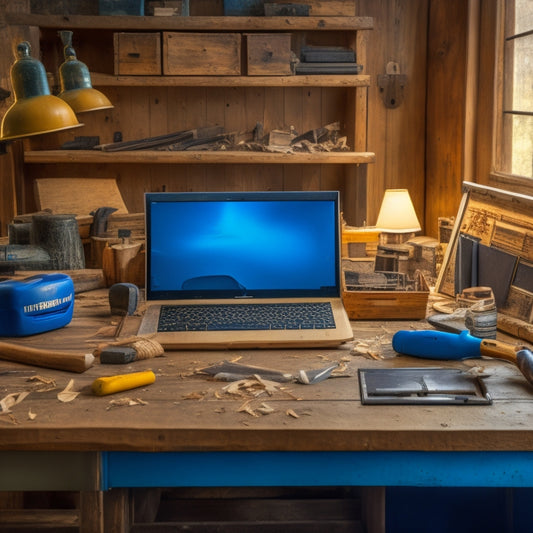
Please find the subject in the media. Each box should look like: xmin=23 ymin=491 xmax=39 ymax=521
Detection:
xmin=1 ymin=289 xmax=532 ymax=453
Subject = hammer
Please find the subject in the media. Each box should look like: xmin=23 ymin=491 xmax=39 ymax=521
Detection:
xmin=0 ymin=340 xmax=94 ymax=373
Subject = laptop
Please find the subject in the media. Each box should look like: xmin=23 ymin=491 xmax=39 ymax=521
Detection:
xmin=137 ymin=190 xmax=353 ymax=349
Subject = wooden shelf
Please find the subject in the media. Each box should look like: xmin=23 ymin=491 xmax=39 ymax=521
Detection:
xmin=91 ymin=72 xmax=370 ymax=87
xmin=24 ymin=150 xmax=376 ymax=165
xmin=6 ymin=13 xmax=373 ymax=32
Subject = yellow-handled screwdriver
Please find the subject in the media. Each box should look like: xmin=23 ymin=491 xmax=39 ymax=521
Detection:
xmin=92 ymin=370 xmax=156 ymax=396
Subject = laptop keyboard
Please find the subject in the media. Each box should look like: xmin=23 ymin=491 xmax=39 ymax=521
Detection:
xmin=158 ymin=302 xmax=336 ymax=332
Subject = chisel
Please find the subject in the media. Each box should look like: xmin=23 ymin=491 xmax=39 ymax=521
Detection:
xmin=392 ymin=329 xmax=533 ymax=386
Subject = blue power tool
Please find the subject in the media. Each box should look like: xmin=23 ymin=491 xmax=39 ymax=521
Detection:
xmin=0 ymin=273 xmax=75 ymax=336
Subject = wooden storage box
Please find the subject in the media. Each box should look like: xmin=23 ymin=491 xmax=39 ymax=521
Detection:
xmin=342 ymin=288 xmax=430 ymax=320
xmin=342 ymin=269 xmax=429 ymax=320
xmin=114 ymin=32 xmax=161 ymax=75
xmin=163 ymin=32 xmax=241 ymax=75
xmin=245 ymin=33 xmax=292 ymax=75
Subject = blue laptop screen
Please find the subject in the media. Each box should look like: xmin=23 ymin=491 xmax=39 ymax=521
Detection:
xmin=145 ymin=191 xmax=341 ymax=300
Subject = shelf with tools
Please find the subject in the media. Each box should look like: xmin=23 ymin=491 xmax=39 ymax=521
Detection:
xmin=15 ymin=9 xmax=374 ymax=224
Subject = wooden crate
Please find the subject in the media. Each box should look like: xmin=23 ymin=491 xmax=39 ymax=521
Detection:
xmin=114 ymin=32 xmax=161 ymax=75
xmin=163 ymin=32 xmax=241 ymax=75
xmin=245 ymin=33 xmax=292 ymax=75
xmin=342 ymin=287 xmax=429 ymax=320
xmin=342 ymin=269 xmax=429 ymax=320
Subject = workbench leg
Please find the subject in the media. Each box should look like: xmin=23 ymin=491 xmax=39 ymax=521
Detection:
xmin=80 ymin=491 xmax=104 ymax=533
xmin=362 ymin=486 xmax=386 ymax=533
xmin=104 ymin=488 xmax=133 ymax=533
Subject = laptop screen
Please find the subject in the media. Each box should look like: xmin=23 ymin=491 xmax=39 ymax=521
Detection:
xmin=145 ymin=191 xmax=341 ymax=300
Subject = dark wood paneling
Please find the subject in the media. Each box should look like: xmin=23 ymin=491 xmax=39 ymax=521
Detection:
xmin=425 ymin=0 xmax=469 ymax=237
xmin=358 ymin=0 xmax=429 ymax=231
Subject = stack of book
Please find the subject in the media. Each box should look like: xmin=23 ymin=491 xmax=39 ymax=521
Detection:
xmin=295 ymin=45 xmax=363 ymax=75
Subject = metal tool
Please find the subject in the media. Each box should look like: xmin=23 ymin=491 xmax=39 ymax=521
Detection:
xmin=198 ymin=361 xmax=340 ymax=385
xmin=392 ymin=329 xmax=533 ymax=386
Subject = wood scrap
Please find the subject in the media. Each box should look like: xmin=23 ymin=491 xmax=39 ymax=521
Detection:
xmin=96 ymin=126 xmax=224 ymax=152
xmin=0 ymin=391 xmax=29 ymax=414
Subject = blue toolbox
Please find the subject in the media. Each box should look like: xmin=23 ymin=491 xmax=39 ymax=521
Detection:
xmin=0 ymin=273 xmax=75 ymax=336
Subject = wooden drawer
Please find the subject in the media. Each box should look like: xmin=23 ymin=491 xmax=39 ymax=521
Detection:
xmin=245 ymin=33 xmax=292 ymax=75
xmin=114 ymin=32 xmax=161 ymax=75
xmin=162 ymin=32 xmax=241 ymax=75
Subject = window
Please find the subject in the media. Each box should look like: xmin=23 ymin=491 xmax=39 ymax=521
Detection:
xmin=494 ymin=0 xmax=533 ymax=182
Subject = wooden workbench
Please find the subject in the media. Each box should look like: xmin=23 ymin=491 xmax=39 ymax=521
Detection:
xmin=0 ymin=288 xmax=532 ymax=532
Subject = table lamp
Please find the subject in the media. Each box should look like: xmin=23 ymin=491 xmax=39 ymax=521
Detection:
xmin=57 ymin=31 xmax=114 ymax=114
xmin=375 ymin=189 xmax=421 ymax=244
xmin=0 ymin=41 xmax=82 ymax=141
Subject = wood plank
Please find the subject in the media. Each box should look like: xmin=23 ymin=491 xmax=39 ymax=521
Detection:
xmin=91 ymin=73 xmax=372 ymax=88
xmin=5 ymin=13 xmax=374 ymax=31
xmin=358 ymin=0 xmax=428 ymax=231
xmin=24 ymin=150 xmax=376 ymax=165
xmin=425 ymin=0 xmax=468 ymax=237
xmin=0 ymin=289 xmax=531 ymax=453
xmin=0 ymin=509 xmax=78 ymax=526
xmin=34 ymin=177 xmax=128 ymax=215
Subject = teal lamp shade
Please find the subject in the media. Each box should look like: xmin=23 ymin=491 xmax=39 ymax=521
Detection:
xmin=57 ymin=31 xmax=113 ymax=114
xmin=0 ymin=41 xmax=82 ymax=141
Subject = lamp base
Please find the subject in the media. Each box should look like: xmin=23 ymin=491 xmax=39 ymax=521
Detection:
xmin=379 ymin=231 xmax=416 ymax=245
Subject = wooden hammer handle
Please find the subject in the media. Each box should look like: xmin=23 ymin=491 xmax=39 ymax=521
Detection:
xmin=0 ymin=340 xmax=94 ymax=373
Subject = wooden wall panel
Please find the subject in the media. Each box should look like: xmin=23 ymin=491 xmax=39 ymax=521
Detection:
xmin=357 ymin=0 xmax=429 ymax=231
xmin=425 ymin=0 xmax=469 ymax=237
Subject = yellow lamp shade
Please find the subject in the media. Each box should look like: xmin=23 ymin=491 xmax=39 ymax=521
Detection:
xmin=58 ymin=86 xmax=113 ymax=114
xmin=375 ymin=189 xmax=421 ymax=233
xmin=0 ymin=41 xmax=82 ymax=141
xmin=57 ymin=31 xmax=113 ymax=114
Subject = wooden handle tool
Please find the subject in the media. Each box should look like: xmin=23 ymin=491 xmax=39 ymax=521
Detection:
xmin=92 ymin=370 xmax=156 ymax=396
xmin=0 ymin=340 xmax=95 ymax=373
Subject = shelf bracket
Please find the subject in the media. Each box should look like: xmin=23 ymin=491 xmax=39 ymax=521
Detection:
xmin=378 ymin=62 xmax=407 ymax=109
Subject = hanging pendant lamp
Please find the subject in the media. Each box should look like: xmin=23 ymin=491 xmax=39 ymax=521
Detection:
xmin=0 ymin=41 xmax=82 ymax=141
xmin=57 ymin=31 xmax=113 ymax=114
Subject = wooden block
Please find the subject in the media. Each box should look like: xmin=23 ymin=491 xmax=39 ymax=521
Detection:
xmin=114 ymin=32 xmax=161 ymax=75
xmin=34 ymin=178 xmax=128 ymax=216
xmin=245 ymin=33 xmax=292 ymax=76
xmin=105 ymin=212 xmax=145 ymax=240
xmin=163 ymin=32 xmax=241 ymax=75
xmin=342 ymin=289 xmax=429 ymax=320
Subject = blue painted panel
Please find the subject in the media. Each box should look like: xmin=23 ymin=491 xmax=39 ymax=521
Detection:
xmin=102 ymin=451 xmax=533 ymax=491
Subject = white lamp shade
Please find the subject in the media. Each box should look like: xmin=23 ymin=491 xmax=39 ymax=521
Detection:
xmin=375 ymin=189 xmax=421 ymax=233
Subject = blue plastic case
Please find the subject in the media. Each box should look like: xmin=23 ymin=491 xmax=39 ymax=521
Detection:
xmin=0 ymin=273 xmax=75 ymax=337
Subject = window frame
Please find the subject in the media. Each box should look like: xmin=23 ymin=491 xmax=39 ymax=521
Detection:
xmin=489 ymin=0 xmax=533 ymax=195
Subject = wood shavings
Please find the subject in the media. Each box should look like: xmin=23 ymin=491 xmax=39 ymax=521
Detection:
xmin=107 ymin=397 xmax=147 ymax=410
xmin=92 ymin=325 xmax=119 ymax=338
xmin=57 ymin=380 xmax=79 ymax=403
xmin=351 ymin=336 xmax=387 ymax=359
xmin=256 ymin=403 xmax=275 ymax=415
xmin=27 ymin=376 xmax=57 ymax=392
xmin=222 ymin=376 xmax=282 ymax=398
xmin=28 ymin=409 xmax=36 ymax=420
xmin=237 ymin=400 xmax=259 ymax=417
xmin=286 ymin=409 xmax=299 ymax=418
xmin=0 ymin=413 xmax=18 ymax=425
xmin=237 ymin=400 xmax=276 ymax=417
xmin=0 ymin=391 xmax=30 ymax=413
